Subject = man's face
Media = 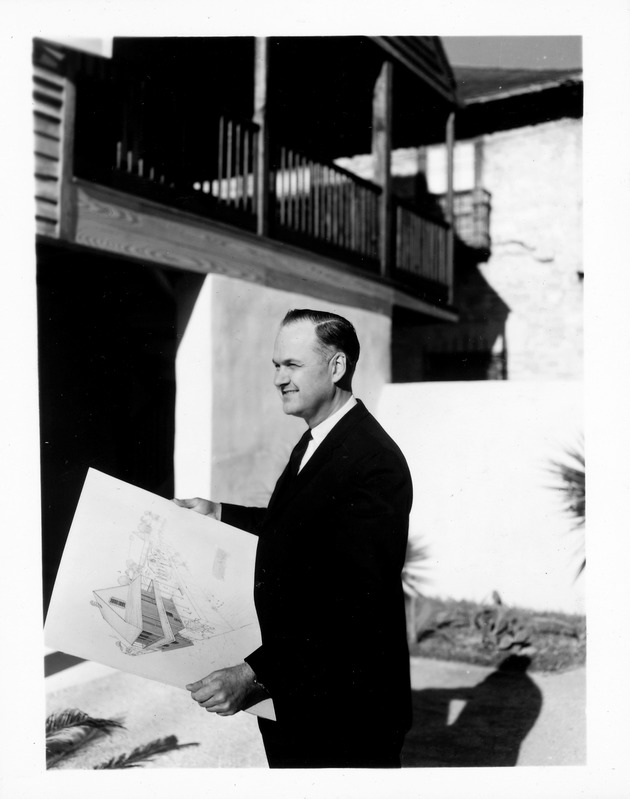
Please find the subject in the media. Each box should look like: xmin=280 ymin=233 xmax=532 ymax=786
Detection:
xmin=272 ymin=320 xmax=335 ymax=427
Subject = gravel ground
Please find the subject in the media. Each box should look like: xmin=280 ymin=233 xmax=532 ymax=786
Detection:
xmin=45 ymin=655 xmax=585 ymax=769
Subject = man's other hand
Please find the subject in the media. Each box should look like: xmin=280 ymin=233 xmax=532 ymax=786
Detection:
xmin=186 ymin=662 xmax=267 ymax=716
xmin=172 ymin=497 xmax=221 ymax=520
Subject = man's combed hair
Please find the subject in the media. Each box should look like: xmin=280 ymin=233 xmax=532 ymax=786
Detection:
xmin=281 ymin=309 xmax=360 ymax=377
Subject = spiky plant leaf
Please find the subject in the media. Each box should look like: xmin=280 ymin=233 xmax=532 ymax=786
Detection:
xmin=548 ymin=442 xmax=585 ymax=526
xmin=46 ymin=709 xmax=125 ymax=768
xmin=547 ymin=437 xmax=585 ymax=577
xmin=94 ymin=736 xmax=199 ymax=769
xmin=46 ymin=708 xmax=125 ymax=735
xmin=402 ymin=538 xmax=430 ymax=597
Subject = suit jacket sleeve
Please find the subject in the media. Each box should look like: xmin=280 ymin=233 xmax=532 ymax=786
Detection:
xmin=220 ymin=503 xmax=267 ymax=536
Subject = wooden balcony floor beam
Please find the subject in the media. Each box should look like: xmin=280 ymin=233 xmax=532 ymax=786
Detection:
xmin=65 ymin=180 xmax=456 ymax=323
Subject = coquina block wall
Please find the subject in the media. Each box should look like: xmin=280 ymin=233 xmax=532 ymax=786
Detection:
xmin=340 ymin=117 xmax=583 ymax=382
xmin=477 ymin=118 xmax=583 ymax=380
xmin=428 ymin=117 xmax=583 ymax=381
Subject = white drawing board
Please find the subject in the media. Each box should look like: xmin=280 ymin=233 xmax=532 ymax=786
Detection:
xmin=44 ymin=468 xmax=275 ymax=720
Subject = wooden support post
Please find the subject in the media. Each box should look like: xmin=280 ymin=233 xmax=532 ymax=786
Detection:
xmin=415 ymin=145 xmax=428 ymax=198
xmin=446 ymin=110 xmax=455 ymax=305
xmin=254 ymin=37 xmax=270 ymax=237
xmin=473 ymin=137 xmax=485 ymax=249
xmin=58 ymin=56 xmax=78 ymax=240
xmin=372 ymin=60 xmax=393 ymax=277
xmin=474 ymin=136 xmax=484 ymax=191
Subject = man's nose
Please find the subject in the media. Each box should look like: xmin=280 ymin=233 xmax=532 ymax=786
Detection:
xmin=274 ymin=367 xmax=289 ymax=387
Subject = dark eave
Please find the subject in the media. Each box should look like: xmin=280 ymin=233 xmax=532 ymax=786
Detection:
xmin=454 ymin=66 xmax=582 ymax=105
xmin=451 ymin=66 xmax=583 ymax=138
xmin=371 ymin=36 xmax=459 ymax=106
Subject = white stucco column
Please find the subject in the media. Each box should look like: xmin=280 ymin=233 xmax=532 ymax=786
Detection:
xmin=174 ymin=276 xmax=214 ymax=499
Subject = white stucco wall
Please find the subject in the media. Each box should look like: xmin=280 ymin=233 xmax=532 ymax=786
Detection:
xmin=378 ymin=380 xmax=584 ymax=614
xmin=174 ymin=278 xmax=213 ymax=500
xmin=175 ymin=273 xmax=391 ymax=506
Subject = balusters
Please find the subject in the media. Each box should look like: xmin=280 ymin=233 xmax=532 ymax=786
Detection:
xmin=395 ymin=202 xmax=449 ymax=288
xmin=242 ymin=129 xmax=249 ymax=212
xmin=312 ymin=162 xmax=320 ymax=239
xmin=111 ymin=103 xmax=393 ymax=267
xmin=252 ymin=129 xmax=259 ymax=216
xmin=213 ymin=116 xmax=259 ymax=211
xmin=226 ymin=120 xmax=233 ymax=202
xmin=281 ymin=148 xmax=288 ymax=226
xmin=269 ymin=148 xmax=380 ymax=263
xmin=217 ymin=116 xmax=225 ymax=201
xmin=235 ymin=122 xmax=241 ymax=208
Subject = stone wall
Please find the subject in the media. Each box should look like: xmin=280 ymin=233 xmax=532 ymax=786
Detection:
xmin=478 ymin=119 xmax=583 ymax=380
xmin=341 ymin=118 xmax=584 ymax=382
xmin=426 ymin=118 xmax=583 ymax=381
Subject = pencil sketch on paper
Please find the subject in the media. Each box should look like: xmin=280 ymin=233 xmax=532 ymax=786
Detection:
xmin=45 ymin=469 xmax=275 ymax=719
xmin=90 ymin=508 xmax=251 ymax=657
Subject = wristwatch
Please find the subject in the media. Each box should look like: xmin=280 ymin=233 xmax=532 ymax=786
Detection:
xmin=252 ymin=675 xmax=269 ymax=695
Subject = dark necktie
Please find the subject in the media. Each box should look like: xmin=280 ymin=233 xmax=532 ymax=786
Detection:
xmin=288 ymin=429 xmax=312 ymax=477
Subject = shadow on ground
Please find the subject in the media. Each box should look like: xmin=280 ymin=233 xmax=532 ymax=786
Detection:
xmin=402 ymin=655 xmax=542 ymax=767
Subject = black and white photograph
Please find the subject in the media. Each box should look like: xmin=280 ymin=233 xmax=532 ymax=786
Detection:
xmin=2 ymin=2 xmax=629 ymax=797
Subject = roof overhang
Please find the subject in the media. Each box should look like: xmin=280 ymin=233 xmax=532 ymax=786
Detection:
xmin=371 ymin=36 xmax=459 ymax=106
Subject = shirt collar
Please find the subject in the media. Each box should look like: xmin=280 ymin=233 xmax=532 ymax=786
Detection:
xmin=310 ymin=396 xmax=357 ymax=444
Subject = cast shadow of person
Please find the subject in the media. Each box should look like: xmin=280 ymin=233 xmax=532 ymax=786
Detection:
xmin=402 ymin=655 xmax=543 ymax=767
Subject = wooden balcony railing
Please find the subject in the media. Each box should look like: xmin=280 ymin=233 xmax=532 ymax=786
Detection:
xmin=272 ymin=146 xmax=381 ymax=265
xmin=395 ymin=199 xmax=450 ymax=289
xmin=34 ymin=40 xmax=454 ymax=300
xmin=191 ymin=116 xmax=259 ymax=216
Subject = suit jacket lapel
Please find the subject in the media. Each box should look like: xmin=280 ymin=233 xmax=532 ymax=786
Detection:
xmin=266 ymin=401 xmax=370 ymax=518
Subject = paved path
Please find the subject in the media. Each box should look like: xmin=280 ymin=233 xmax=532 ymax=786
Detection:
xmin=45 ymin=654 xmax=585 ymax=768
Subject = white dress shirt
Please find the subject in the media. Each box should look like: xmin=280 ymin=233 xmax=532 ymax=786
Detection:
xmin=298 ymin=396 xmax=358 ymax=473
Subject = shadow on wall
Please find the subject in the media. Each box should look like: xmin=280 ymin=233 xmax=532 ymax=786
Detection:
xmin=402 ymin=656 xmax=542 ymax=767
xmin=392 ymin=252 xmax=511 ymax=383
xmin=36 ymin=243 xmax=194 ymax=614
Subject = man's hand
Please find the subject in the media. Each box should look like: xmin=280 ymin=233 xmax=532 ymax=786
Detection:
xmin=186 ymin=662 xmax=267 ymax=716
xmin=172 ymin=497 xmax=221 ymax=520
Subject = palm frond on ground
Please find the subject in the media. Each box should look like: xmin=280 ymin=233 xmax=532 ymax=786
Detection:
xmin=94 ymin=736 xmax=199 ymax=769
xmin=46 ymin=709 xmax=124 ymax=767
xmin=46 ymin=708 xmax=198 ymax=769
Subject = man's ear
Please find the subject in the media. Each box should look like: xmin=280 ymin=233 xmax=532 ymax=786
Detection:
xmin=330 ymin=352 xmax=347 ymax=384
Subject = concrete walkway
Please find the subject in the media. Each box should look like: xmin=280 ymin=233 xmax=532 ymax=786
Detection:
xmin=45 ymin=655 xmax=585 ymax=769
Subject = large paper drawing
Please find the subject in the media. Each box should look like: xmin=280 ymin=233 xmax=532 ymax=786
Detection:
xmin=45 ymin=469 xmax=275 ymax=720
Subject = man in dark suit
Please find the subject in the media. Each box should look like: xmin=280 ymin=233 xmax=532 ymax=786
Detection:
xmin=174 ymin=309 xmax=413 ymax=767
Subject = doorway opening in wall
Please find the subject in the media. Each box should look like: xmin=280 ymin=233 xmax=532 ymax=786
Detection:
xmin=423 ymin=350 xmax=506 ymax=381
xmin=36 ymin=242 xmax=202 ymax=615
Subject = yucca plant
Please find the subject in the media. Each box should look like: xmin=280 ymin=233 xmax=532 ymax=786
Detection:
xmin=548 ymin=437 xmax=585 ymax=578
